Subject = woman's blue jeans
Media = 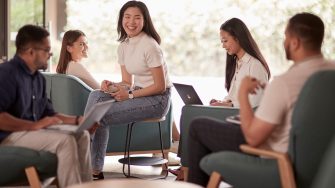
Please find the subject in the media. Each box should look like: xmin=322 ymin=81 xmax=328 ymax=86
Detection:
xmin=84 ymin=89 xmax=171 ymax=172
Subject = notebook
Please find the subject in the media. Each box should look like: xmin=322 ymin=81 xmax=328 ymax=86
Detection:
xmin=46 ymin=100 xmax=114 ymax=134
xmin=173 ymin=83 xmax=203 ymax=105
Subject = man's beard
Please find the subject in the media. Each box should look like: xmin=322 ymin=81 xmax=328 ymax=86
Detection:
xmin=284 ymin=44 xmax=291 ymax=60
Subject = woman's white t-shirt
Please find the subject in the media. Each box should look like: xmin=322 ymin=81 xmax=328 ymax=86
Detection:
xmin=66 ymin=61 xmax=100 ymax=89
xmin=117 ymin=32 xmax=172 ymax=89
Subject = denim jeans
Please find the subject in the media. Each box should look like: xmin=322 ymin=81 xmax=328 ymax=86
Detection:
xmin=84 ymin=89 xmax=171 ymax=172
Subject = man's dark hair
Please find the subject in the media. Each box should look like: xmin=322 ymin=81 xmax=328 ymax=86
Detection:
xmin=15 ymin=24 xmax=50 ymax=53
xmin=287 ymin=12 xmax=324 ymax=51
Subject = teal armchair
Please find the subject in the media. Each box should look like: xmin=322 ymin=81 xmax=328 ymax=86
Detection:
xmin=43 ymin=73 xmax=172 ymax=155
xmin=0 ymin=146 xmax=57 ymax=187
xmin=311 ymin=136 xmax=335 ymax=188
xmin=201 ymin=70 xmax=335 ymax=188
xmin=43 ymin=73 xmax=92 ymax=116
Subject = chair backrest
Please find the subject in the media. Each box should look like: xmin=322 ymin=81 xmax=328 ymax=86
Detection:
xmin=311 ymin=135 xmax=335 ymax=188
xmin=43 ymin=73 xmax=93 ymax=116
xmin=288 ymin=70 xmax=335 ymax=188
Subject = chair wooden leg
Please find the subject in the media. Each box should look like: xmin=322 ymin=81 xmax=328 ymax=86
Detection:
xmin=206 ymin=171 xmax=222 ymax=188
xmin=183 ymin=167 xmax=189 ymax=181
xmin=25 ymin=166 xmax=42 ymax=188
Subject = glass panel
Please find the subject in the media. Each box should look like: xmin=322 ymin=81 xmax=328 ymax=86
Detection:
xmin=8 ymin=0 xmax=43 ymax=58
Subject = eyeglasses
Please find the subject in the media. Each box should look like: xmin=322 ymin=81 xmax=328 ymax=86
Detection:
xmin=34 ymin=47 xmax=53 ymax=56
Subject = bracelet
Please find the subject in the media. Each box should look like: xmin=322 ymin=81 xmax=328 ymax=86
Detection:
xmin=75 ymin=116 xmax=80 ymax=125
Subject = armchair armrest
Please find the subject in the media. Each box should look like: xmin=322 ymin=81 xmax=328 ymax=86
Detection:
xmin=180 ymin=104 xmax=239 ymax=166
xmin=240 ymin=144 xmax=296 ymax=188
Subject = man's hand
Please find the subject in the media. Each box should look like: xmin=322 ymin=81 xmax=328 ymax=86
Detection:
xmin=239 ymin=76 xmax=266 ymax=96
xmin=32 ymin=116 xmax=63 ymax=130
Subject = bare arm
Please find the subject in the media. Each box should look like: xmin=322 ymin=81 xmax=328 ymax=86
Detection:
xmin=112 ymin=65 xmax=166 ymax=101
xmin=0 ymin=112 xmax=62 ymax=131
xmin=238 ymin=76 xmax=276 ymax=147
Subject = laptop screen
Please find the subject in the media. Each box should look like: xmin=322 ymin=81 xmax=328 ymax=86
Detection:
xmin=173 ymin=83 xmax=203 ymax=105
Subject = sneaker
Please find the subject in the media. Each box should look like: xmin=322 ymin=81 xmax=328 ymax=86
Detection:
xmin=93 ymin=172 xmax=104 ymax=180
xmin=153 ymin=152 xmax=180 ymax=166
xmin=167 ymin=153 xmax=181 ymax=166
xmin=170 ymin=141 xmax=179 ymax=154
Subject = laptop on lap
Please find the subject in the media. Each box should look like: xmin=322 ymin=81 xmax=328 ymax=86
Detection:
xmin=46 ymin=100 xmax=114 ymax=135
xmin=173 ymin=83 xmax=203 ymax=105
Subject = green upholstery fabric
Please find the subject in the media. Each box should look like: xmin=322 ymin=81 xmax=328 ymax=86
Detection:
xmin=43 ymin=73 xmax=92 ymax=116
xmin=200 ymin=70 xmax=335 ymax=188
xmin=43 ymin=73 xmax=172 ymax=153
xmin=179 ymin=105 xmax=239 ymax=166
xmin=0 ymin=146 xmax=57 ymax=185
xmin=311 ymin=136 xmax=335 ymax=188
xmin=288 ymin=70 xmax=335 ymax=188
xmin=201 ymin=151 xmax=281 ymax=188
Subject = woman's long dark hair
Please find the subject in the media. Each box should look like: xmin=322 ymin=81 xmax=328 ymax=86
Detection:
xmin=56 ymin=30 xmax=85 ymax=74
xmin=117 ymin=0 xmax=161 ymax=44
xmin=221 ymin=18 xmax=271 ymax=91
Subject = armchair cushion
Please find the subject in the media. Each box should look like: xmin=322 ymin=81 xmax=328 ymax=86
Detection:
xmin=0 ymin=146 xmax=57 ymax=185
xmin=200 ymin=151 xmax=281 ymax=188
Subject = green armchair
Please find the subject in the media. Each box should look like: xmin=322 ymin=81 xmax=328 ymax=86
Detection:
xmin=43 ymin=73 xmax=172 ymax=155
xmin=0 ymin=146 xmax=57 ymax=187
xmin=43 ymin=72 xmax=92 ymax=116
xmin=201 ymin=70 xmax=335 ymax=188
xmin=311 ymin=136 xmax=335 ymax=188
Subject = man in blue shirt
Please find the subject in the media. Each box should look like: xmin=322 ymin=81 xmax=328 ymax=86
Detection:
xmin=0 ymin=25 xmax=92 ymax=187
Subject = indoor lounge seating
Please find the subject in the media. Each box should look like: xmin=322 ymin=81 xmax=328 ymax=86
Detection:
xmin=201 ymin=70 xmax=335 ymax=188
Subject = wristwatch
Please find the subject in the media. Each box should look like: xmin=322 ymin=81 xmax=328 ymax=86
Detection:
xmin=128 ymin=90 xmax=134 ymax=99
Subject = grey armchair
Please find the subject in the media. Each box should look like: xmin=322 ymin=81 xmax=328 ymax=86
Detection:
xmin=201 ymin=70 xmax=335 ymax=188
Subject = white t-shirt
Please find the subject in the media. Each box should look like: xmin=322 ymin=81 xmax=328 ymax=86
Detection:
xmin=117 ymin=32 xmax=172 ymax=89
xmin=66 ymin=61 xmax=100 ymax=89
xmin=225 ymin=53 xmax=268 ymax=107
xmin=256 ymin=56 xmax=335 ymax=153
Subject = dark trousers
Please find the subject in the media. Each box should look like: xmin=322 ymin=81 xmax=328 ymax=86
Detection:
xmin=187 ymin=117 xmax=246 ymax=186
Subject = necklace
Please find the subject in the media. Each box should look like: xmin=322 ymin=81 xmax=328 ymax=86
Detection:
xmin=234 ymin=56 xmax=251 ymax=81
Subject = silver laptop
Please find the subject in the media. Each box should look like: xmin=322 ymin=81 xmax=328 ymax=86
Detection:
xmin=173 ymin=83 xmax=203 ymax=105
xmin=46 ymin=100 xmax=114 ymax=134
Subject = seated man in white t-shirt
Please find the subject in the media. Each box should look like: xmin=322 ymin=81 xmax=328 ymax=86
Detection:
xmin=186 ymin=12 xmax=335 ymax=186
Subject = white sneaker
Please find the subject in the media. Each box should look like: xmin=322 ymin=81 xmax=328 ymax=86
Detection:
xmin=167 ymin=153 xmax=180 ymax=166
xmin=152 ymin=152 xmax=180 ymax=166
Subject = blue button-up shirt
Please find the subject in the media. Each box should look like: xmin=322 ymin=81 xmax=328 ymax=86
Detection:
xmin=0 ymin=55 xmax=56 ymax=141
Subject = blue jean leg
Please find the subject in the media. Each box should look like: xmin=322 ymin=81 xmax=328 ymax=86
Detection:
xmin=84 ymin=91 xmax=113 ymax=172
xmin=85 ymin=90 xmax=171 ymax=172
